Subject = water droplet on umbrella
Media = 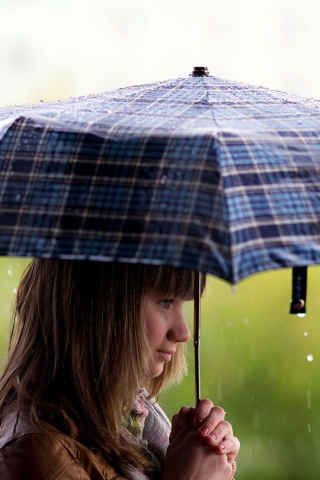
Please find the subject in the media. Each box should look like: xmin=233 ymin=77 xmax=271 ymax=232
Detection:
xmin=307 ymin=354 xmax=313 ymax=362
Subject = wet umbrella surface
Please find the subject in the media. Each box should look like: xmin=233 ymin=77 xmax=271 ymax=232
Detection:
xmin=1 ymin=68 xmax=320 ymax=402
xmin=0 ymin=68 xmax=320 ymax=283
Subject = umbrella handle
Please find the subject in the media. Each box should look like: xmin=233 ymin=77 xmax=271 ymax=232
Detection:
xmin=194 ymin=271 xmax=201 ymax=406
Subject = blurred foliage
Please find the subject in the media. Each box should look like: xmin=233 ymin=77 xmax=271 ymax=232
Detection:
xmin=1 ymin=257 xmax=320 ymax=479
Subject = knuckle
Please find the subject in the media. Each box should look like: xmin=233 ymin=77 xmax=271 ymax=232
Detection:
xmin=179 ymin=405 xmax=189 ymax=414
xmin=234 ymin=436 xmax=241 ymax=448
xmin=200 ymin=398 xmax=214 ymax=409
xmin=222 ymin=420 xmax=232 ymax=431
xmin=212 ymin=406 xmax=225 ymax=417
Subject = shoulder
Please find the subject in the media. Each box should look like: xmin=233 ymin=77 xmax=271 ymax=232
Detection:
xmin=0 ymin=408 xmax=92 ymax=480
xmin=0 ymin=431 xmax=84 ymax=480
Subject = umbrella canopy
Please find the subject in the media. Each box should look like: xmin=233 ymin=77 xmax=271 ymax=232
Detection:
xmin=1 ymin=68 xmax=320 ymax=284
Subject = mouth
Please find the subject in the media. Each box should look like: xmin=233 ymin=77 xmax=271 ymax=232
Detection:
xmin=157 ymin=351 xmax=175 ymax=362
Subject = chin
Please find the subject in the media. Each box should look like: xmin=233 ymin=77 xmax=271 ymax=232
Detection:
xmin=148 ymin=363 xmax=165 ymax=378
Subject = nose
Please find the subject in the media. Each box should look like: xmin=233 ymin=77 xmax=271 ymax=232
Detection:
xmin=168 ymin=310 xmax=191 ymax=343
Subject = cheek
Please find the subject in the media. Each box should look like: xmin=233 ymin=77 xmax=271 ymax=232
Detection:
xmin=145 ymin=316 xmax=166 ymax=346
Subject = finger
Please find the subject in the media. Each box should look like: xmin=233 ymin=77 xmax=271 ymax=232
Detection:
xmin=170 ymin=406 xmax=194 ymax=441
xmin=196 ymin=406 xmax=226 ymax=437
xmin=170 ymin=413 xmax=179 ymax=441
xmin=213 ymin=436 xmax=241 ymax=463
xmin=201 ymin=420 xmax=233 ymax=444
xmin=170 ymin=406 xmax=189 ymax=440
xmin=192 ymin=398 xmax=214 ymax=427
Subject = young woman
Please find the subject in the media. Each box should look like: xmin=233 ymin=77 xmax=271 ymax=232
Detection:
xmin=0 ymin=260 xmax=239 ymax=479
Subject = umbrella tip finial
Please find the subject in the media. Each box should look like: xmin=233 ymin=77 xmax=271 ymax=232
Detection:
xmin=191 ymin=66 xmax=209 ymax=77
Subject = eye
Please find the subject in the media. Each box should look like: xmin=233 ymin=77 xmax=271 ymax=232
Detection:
xmin=159 ymin=299 xmax=174 ymax=309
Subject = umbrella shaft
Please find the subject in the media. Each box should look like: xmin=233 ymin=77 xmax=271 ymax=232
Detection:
xmin=194 ymin=272 xmax=201 ymax=406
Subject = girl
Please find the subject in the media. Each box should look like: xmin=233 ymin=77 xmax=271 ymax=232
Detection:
xmin=0 ymin=260 xmax=239 ymax=479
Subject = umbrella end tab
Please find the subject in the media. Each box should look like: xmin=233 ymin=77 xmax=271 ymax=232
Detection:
xmin=289 ymin=266 xmax=307 ymax=315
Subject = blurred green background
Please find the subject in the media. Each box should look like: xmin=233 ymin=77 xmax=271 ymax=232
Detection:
xmin=1 ymin=257 xmax=320 ymax=479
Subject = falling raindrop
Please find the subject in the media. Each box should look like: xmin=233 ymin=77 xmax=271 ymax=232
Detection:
xmin=304 ymin=332 xmax=308 ymax=337
xmin=307 ymin=354 xmax=314 ymax=362
xmin=238 ymin=369 xmax=245 ymax=387
xmin=7 ymin=267 xmax=13 ymax=276
xmin=253 ymin=410 xmax=261 ymax=429
xmin=307 ymin=390 xmax=311 ymax=409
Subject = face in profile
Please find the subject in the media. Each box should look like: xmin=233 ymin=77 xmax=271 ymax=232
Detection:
xmin=144 ymin=292 xmax=191 ymax=378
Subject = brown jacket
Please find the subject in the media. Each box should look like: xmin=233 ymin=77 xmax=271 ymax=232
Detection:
xmin=0 ymin=408 xmax=128 ymax=480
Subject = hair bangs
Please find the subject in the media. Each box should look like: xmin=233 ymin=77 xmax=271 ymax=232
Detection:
xmin=143 ymin=265 xmax=205 ymax=301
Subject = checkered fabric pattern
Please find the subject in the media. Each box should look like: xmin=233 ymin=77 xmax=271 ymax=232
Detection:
xmin=1 ymin=74 xmax=320 ymax=283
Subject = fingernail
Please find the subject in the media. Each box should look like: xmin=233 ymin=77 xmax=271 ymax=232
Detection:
xmin=200 ymin=426 xmax=209 ymax=435
xmin=195 ymin=417 xmax=203 ymax=425
xmin=209 ymin=433 xmax=217 ymax=440
xmin=219 ymin=443 xmax=225 ymax=450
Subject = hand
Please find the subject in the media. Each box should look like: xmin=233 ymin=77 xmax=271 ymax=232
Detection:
xmin=167 ymin=399 xmax=240 ymax=478
xmin=163 ymin=400 xmax=240 ymax=480
xmin=192 ymin=399 xmax=240 ymax=466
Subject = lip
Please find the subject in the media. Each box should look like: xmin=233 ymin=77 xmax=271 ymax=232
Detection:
xmin=157 ymin=351 xmax=175 ymax=362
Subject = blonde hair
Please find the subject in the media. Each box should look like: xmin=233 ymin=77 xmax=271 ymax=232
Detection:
xmin=0 ymin=259 xmax=205 ymax=469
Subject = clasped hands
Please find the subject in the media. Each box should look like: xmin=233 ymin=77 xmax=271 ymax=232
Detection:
xmin=163 ymin=399 xmax=240 ymax=480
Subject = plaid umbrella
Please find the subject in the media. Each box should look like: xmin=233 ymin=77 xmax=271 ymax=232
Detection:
xmin=1 ymin=67 xmax=320 ymax=402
